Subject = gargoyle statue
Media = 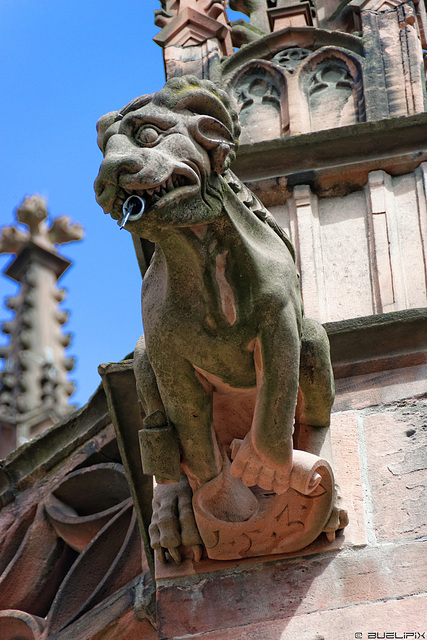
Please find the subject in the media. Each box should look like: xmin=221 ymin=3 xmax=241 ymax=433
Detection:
xmin=95 ymin=76 xmax=348 ymax=563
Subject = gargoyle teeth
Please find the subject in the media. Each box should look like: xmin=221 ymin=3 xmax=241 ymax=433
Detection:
xmin=128 ymin=173 xmax=190 ymax=206
xmin=153 ymin=174 xmax=188 ymax=195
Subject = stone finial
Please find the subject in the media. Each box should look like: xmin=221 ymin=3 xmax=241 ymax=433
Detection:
xmin=15 ymin=195 xmax=48 ymax=235
xmin=0 ymin=195 xmax=84 ymax=257
xmin=0 ymin=196 xmax=82 ymax=454
xmin=48 ymin=217 xmax=85 ymax=245
xmin=0 ymin=227 xmax=29 ymax=255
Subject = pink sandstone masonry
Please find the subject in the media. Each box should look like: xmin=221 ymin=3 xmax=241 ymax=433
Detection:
xmin=0 ymin=0 xmax=426 ymax=638
xmin=155 ymin=401 xmax=426 ymax=639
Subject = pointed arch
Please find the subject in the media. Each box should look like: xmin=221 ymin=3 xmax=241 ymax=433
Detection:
xmin=297 ymin=47 xmax=366 ymax=133
xmin=226 ymin=60 xmax=289 ymax=143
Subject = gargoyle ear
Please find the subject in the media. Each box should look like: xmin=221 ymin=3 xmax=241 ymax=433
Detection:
xmin=189 ymin=116 xmax=235 ymax=174
xmin=96 ymin=111 xmax=120 ymax=152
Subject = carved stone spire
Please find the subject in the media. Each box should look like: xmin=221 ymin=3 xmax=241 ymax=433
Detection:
xmin=228 ymin=0 xmax=315 ymax=47
xmin=0 ymin=195 xmax=84 ymax=456
xmin=154 ymin=0 xmax=233 ymax=79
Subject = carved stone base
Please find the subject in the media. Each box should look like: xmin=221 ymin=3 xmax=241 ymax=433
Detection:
xmin=193 ymin=450 xmax=334 ymax=560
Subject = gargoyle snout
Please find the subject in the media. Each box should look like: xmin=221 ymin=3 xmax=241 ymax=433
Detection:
xmin=96 ymin=151 xmax=144 ymax=191
xmin=94 ymin=145 xmax=146 ymax=212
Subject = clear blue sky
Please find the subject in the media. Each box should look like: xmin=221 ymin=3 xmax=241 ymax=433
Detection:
xmin=0 ymin=1 xmax=243 ymax=408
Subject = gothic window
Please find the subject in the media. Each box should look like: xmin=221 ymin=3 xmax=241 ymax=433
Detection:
xmin=232 ymin=64 xmax=288 ymax=143
xmin=305 ymin=58 xmax=363 ymax=131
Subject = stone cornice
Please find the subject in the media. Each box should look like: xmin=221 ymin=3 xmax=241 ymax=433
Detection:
xmin=326 ymin=307 xmax=427 ymax=378
xmin=232 ymin=113 xmax=427 ymax=193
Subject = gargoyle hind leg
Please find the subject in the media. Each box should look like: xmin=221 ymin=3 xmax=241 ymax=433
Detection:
xmin=134 ymin=335 xmax=203 ymax=563
xmin=295 ymin=318 xmax=349 ymax=539
xmin=140 ymin=346 xmax=223 ymax=489
xmin=296 ymin=318 xmax=335 ymax=431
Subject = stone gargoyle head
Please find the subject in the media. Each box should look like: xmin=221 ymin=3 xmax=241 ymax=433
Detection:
xmin=94 ymin=76 xmax=241 ymax=241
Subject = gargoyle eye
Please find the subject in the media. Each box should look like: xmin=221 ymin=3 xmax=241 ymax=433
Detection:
xmin=136 ymin=125 xmax=161 ymax=146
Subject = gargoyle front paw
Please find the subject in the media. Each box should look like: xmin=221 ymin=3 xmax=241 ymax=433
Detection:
xmin=323 ymin=490 xmax=349 ymax=542
xmin=230 ymin=436 xmax=292 ymax=495
xmin=149 ymin=475 xmax=203 ymax=564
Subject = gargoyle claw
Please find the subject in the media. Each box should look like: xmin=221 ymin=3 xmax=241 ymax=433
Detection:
xmin=323 ymin=489 xmax=349 ymax=542
xmin=192 ymin=544 xmax=203 ymax=562
xmin=169 ymin=547 xmax=182 ymax=564
xmin=149 ymin=476 xmax=203 ymax=564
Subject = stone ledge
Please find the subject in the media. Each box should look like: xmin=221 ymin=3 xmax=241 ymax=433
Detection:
xmin=186 ymin=594 xmax=427 ymax=640
xmin=324 ymin=309 xmax=427 ymax=409
xmin=156 ymin=539 xmax=427 ymax=639
xmin=325 ymin=308 xmax=427 ymax=378
xmin=233 ymin=113 xmax=427 ymax=192
xmin=51 ymin=576 xmax=156 ymax=640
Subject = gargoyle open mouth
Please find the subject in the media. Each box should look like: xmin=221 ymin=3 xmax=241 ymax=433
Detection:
xmin=116 ymin=169 xmax=199 ymax=226
xmin=138 ymin=172 xmax=193 ymax=205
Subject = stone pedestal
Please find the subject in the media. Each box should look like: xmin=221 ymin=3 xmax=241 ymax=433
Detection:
xmin=154 ymin=412 xmax=373 ymax=639
xmin=153 ymin=404 xmax=426 ymax=639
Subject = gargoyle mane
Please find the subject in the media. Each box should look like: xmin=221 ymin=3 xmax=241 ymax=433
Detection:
xmin=224 ymin=171 xmax=296 ymax=262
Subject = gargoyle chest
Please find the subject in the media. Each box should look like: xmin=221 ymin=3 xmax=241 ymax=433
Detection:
xmin=143 ymin=244 xmax=254 ymax=329
xmin=142 ymin=257 xmax=258 ymax=385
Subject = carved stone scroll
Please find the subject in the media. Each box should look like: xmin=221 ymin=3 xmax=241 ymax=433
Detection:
xmin=193 ymin=450 xmax=335 ymax=560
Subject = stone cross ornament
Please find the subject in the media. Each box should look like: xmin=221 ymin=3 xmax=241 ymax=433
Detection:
xmin=95 ymin=76 xmax=348 ymax=563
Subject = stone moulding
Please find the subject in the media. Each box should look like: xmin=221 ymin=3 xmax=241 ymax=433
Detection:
xmin=0 ymin=385 xmax=110 ymax=510
xmin=226 ymin=45 xmax=366 ymax=138
xmin=221 ymin=26 xmax=365 ymax=79
xmin=232 ymin=112 xmax=427 ymax=189
xmin=0 ymin=453 xmax=154 ymax=639
xmin=326 ymin=308 xmax=427 ymax=377
xmin=227 ymin=59 xmax=290 ymax=141
xmin=296 ymin=47 xmax=366 ymax=130
xmin=98 ymin=361 xmax=155 ymax=577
